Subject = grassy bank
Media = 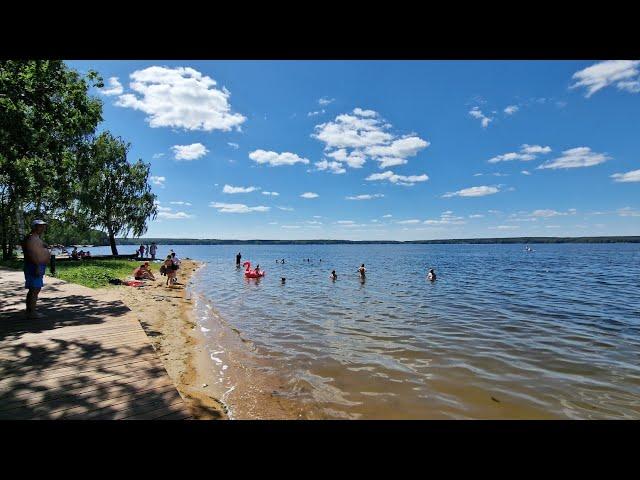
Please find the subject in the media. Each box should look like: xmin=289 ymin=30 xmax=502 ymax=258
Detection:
xmin=0 ymin=259 xmax=160 ymax=289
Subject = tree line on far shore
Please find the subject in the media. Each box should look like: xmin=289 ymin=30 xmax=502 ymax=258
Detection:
xmin=111 ymin=236 xmax=640 ymax=245
xmin=0 ymin=60 xmax=157 ymax=259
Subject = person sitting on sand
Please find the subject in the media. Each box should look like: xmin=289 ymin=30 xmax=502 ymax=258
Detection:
xmin=134 ymin=262 xmax=155 ymax=281
xmin=358 ymin=264 xmax=366 ymax=279
xmin=330 ymin=270 xmax=337 ymax=281
xmin=428 ymin=268 xmax=436 ymax=281
xmin=71 ymin=247 xmax=79 ymax=260
xmin=84 ymin=250 xmax=91 ymax=258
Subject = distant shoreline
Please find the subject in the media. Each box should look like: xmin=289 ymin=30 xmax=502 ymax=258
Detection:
xmin=111 ymin=236 xmax=640 ymax=246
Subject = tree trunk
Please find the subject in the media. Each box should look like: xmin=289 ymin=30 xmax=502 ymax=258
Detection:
xmin=107 ymin=226 xmax=118 ymax=256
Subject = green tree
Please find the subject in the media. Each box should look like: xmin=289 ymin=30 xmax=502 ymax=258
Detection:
xmin=79 ymin=132 xmax=157 ymax=255
xmin=0 ymin=60 xmax=103 ymax=259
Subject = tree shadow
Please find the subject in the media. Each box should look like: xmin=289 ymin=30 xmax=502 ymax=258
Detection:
xmin=0 ymin=274 xmax=192 ymax=420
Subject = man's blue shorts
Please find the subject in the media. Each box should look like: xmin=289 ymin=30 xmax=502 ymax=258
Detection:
xmin=24 ymin=263 xmax=46 ymax=290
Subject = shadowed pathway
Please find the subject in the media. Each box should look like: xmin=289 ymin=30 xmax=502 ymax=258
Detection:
xmin=0 ymin=268 xmax=192 ymax=420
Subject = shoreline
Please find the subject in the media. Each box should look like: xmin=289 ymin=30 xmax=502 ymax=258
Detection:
xmin=114 ymin=259 xmax=228 ymax=419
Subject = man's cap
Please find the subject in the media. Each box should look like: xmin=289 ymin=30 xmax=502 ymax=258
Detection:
xmin=32 ymin=219 xmax=47 ymax=227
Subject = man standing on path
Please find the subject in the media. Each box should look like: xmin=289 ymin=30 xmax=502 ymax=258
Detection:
xmin=22 ymin=220 xmax=51 ymax=319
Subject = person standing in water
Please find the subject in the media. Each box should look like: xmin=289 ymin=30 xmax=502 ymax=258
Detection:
xmin=330 ymin=270 xmax=338 ymax=281
xmin=236 ymin=252 xmax=242 ymax=267
xmin=358 ymin=264 xmax=366 ymax=279
xmin=22 ymin=220 xmax=51 ymax=319
xmin=428 ymin=268 xmax=436 ymax=281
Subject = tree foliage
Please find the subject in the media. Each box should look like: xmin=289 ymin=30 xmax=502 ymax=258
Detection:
xmin=79 ymin=132 xmax=157 ymax=255
xmin=0 ymin=60 xmax=103 ymax=258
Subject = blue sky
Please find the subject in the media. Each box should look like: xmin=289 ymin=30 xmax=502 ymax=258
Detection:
xmin=66 ymin=60 xmax=640 ymax=240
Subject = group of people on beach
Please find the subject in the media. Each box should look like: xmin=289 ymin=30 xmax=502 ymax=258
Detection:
xmin=159 ymin=250 xmax=181 ymax=286
xmin=70 ymin=247 xmax=91 ymax=260
xmin=136 ymin=242 xmax=158 ymax=260
xmin=132 ymin=249 xmax=181 ymax=286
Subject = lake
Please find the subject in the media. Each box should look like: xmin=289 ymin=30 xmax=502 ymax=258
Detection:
xmin=88 ymin=243 xmax=640 ymax=419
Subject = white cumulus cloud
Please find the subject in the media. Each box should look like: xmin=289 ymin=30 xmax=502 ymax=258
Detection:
xmin=469 ymin=106 xmax=492 ymax=128
xmin=300 ymin=192 xmax=319 ymax=199
xmin=101 ymin=77 xmax=123 ymax=96
xmin=570 ymin=60 xmax=640 ymax=97
xmin=209 ymin=202 xmax=270 ymax=213
xmin=262 ymin=191 xmax=280 ymax=196
xmin=249 ymin=149 xmax=310 ymax=167
xmin=223 ymin=184 xmax=259 ymax=194
xmin=157 ymin=211 xmax=194 ymax=219
xmin=115 ymin=66 xmax=246 ymax=131
xmin=315 ymin=159 xmax=346 ymax=174
xmin=504 ymin=105 xmax=519 ymax=115
xmin=366 ymin=170 xmax=429 ymax=186
xmin=150 ymin=175 xmax=165 ymax=188
xmin=172 ymin=143 xmax=208 ymax=161
xmin=345 ymin=194 xmax=384 ymax=200
xmin=537 ymin=147 xmax=610 ymax=170
xmin=489 ymin=144 xmax=551 ymax=164
xmin=611 ymin=169 xmax=640 ymax=183
xmin=313 ymin=108 xmax=429 ymax=171
xmin=443 ymin=186 xmax=499 ymax=198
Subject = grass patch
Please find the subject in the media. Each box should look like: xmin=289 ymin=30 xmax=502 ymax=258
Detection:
xmin=0 ymin=258 xmax=161 ymax=289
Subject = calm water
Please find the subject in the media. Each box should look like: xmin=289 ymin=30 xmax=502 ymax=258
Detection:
xmin=91 ymin=243 xmax=640 ymax=419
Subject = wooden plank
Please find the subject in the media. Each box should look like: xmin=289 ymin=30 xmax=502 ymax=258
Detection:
xmin=0 ymin=355 xmax=161 ymax=388
xmin=0 ymin=337 xmax=152 ymax=361
xmin=0 ymin=268 xmax=192 ymax=420
xmin=0 ymin=365 xmax=169 ymax=410
xmin=60 ymin=386 xmax=184 ymax=420
xmin=0 ymin=325 xmax=147 ymax=347
xmin=0 ymin=344 xmax=156 ymax=376
xmin=0 ymin=377 xmax=177 ymax=419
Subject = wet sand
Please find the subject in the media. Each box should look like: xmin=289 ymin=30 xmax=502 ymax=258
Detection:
xmin=114 ymin=260 xmax=227 ymax=419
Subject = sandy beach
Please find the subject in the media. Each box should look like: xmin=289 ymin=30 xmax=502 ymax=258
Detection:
xmin=114 ymin=259 xmax=228 ymax=419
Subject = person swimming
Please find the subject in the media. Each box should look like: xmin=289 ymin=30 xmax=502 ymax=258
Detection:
xmin=255 ymin=264 xmax=261 ymax=275
xmin=330 ymin=270 xmax=337 ymax=281
xmin=281 ymin=258 xmax=285 ymax=264
xmin=358 ymin=264 xmax=366 ymax=278
xmin=281 ymin=277 xmax=286 ymax=284
xmin=428 ymin=268 xmax=436 ymax=281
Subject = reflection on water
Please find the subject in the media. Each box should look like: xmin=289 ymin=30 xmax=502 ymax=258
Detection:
xmin=92 ymin=243 xmax=640 ymax=418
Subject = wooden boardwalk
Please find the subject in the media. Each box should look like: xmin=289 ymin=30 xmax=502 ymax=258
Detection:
xmin=0 ymin=268 xmax=192 ymax=420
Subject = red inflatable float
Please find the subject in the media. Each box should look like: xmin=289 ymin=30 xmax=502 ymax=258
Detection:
xmin=243 ymin=261 xmax=265 ymax=278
